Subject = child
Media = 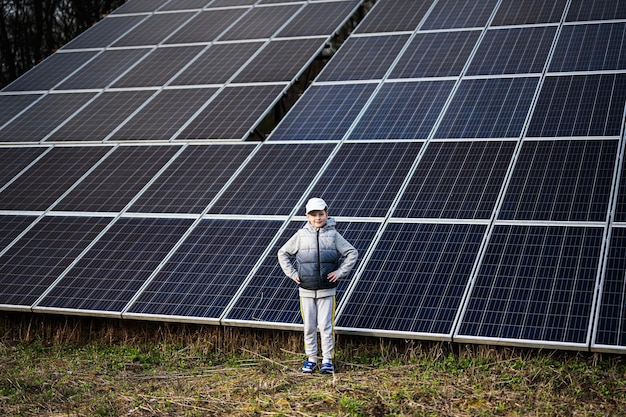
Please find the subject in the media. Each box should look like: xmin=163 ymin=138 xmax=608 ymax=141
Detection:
xmin=278 ymin=197 xmax=358 ymax=374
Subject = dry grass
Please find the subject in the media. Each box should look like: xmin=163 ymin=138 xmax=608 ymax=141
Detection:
xmin=1 ymin=313 xmax=625 ymax=416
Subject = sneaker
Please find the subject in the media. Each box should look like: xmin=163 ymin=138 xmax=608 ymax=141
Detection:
xmin=320 ymin=361 xmax=334 ymax=374
xmin=301 ymin=361 xmax=316 ymax=374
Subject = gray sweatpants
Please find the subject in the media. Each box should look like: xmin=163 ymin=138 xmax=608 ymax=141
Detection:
xmin=300 ymin=295 xmax=335 ymax=363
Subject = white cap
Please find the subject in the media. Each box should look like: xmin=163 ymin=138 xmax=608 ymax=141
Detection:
xmin=305 ymin=197 xmax=327 ymax=214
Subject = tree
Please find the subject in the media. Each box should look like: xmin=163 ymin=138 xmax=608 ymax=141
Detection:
xmin=0 ymin=0 xmax=125 ymax=89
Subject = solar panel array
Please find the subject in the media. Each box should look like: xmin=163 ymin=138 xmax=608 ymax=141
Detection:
xmin=1 ymin=0 xmax=626 ymax=354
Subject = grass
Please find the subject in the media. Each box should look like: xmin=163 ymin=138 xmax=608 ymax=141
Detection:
xmin=1 ymin=314 xmax=625 ymax=416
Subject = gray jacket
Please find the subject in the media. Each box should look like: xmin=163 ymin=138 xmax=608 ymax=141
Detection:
xmin=278 ymin=218 xmax=358 ymax=298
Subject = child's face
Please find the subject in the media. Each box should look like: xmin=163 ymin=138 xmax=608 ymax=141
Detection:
xmin=306 ymin=209 xmax=328 ymax=228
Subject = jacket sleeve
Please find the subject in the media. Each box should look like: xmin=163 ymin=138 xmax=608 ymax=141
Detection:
xmin=334 ymin=233 xmax=358 ymax=279
xmin=277 ymin=232 xmax=300 ymax=282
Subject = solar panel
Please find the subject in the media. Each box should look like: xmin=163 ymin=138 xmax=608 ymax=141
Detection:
xmin=549 ymin=23 xmax=626 ymax=73
xmin=389 ymin=31 xmax=481 ymax=78
xmin=337 ymin=222 xmax=487 ymax=335
xmin=0 ymin=94 xmax=44 ymax=128
xmin=0 ymin=216 xmax=38 ymax=252
xmin=219 ymin=4 xmax=303 ymax=41
xmin=348 ymin=80 xmax=455 ymax=140
xmin=0 ymin=147 xmax=48 ymax=187
xmin=126 ymin=219 xmax=283 ymax=320
xmin=232 ymin=38 xmax=326 ymax=83
xmin=55 ymin=49 xmax=152 ymax=90
xmin=492 ymin=0 xmax=567 ymax=25
xmin=0 ymin=146 xmax=112 ymax=211
xmin=224 ymin=221 xmax=380 ymax=325
xmin=421 ymin=0 xmax=499 ymax=30
xmin=207 ymin=143 xmax=336 ymax=215
xmin=127 ymin=144 xmax=256 ymax=214
xmin=111 ymin=46 xmax=206 ymax=88
xmin=2 ymin=51 xmax=98 ymax=92
xmin=566 ymin=0 xmax=626 ymax=22
xmin=109 ymin=87 xmax=219 ymax=141
xmin=456 ymin=225 xmax=603 ymax=347
xmin=527 ymin=74 xmax=626 ymax=138
xmin=466 ymin=27 xmax=557 ymax=75
xmin=169 ymin=42 xmax=264 ymax=85
xmin=306 ymin=142 xmax=423 ymax=218
xmin=434 ymin=77 xmax=539 ymax=139
xmin=61 ymin=15 xmax=147 ymax=50
xmin=354 ymin=0 xmax=433 ymax=34
xmin=393 ymin=141 xmax=516 ymax=219
xmin=593 ymin=226 xmax=626 ymax=351
xmin=52 ymin=145 xmax=182 ymax=213
xmin=176 ymin=84 xmax=286 ymax=140
xmin=112 ymin=11 xmax=196 ymax=47
xmin=46 ymin=90 xmax=155 ymax=142
xmin=268 ymin=83 xmax=377 ymax=141
xmin=110 ymin=0 xmax=170 ymax=15
xmin=159 ymin=0 xmax=213 ymax=12
xmin=35 ymin=217 xmax=194 ymax=313
xmin=0 ymin=92 xmax=97 ymax=143
xmin=499 ymin=140 xmax=618 ymax=222
xmin=0 ymin=216 xmax=111 ymax=308
xmin=276 ymin=0 xmax=360 ymax=37
xmin=316 ymin=35 xmax=411 ymax=82
xmin=162 ymin=8 xmax=248 ymax=44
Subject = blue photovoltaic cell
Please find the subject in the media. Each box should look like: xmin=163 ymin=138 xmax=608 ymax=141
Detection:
xmin=2 ymin=51 xmax=98 ymax=92
xmin=163 ymin=9 xmax=248 ymax=44
xmin=0 ymin=146 xmax=111 ymax=211
xmin=491 ymin=0 xmax=567 ymax=25
xmin=177 ymin=85 xmax=285 ymax=140
xmin=46 ymin=90 xmax=155 ymax=142
xmin=110 ymin=87 xmax=218 ymax=141
xmin=268 ymin=83 xmax=377 ymax=141
xmin=36 ymin=217 xmax=194 ymax=313
xmin=0 ymin=147 xmax=48 ymax=187
xmin=112 ymin=12 xmax=195 ymax=47
xmin=338 ymin=223 xmax=486 ymax=334
xmin=499 ymin=140 xmax=617 ymax=222
xmin=354 ymin=0 xmax=434 ymax=34
xmin=614 ymin=160 xmax=626 ymax=222
xmin=466 ymin=26 xmax=557 ymax=75
xmin=566 ymin=0 xmax=626 ymax=22
xmin=225 ymin=221 xmax=379 ymax=324
xmin=316 ymin=35 xmax=410 ymax=82
xmin=549 ymin=23 xmax=626 ymax=73
xmin=208 ymin=143 xmax=336 ymax=215
xmin=207 ymin=0 xmax=256 ymax=7
xmin=307 ymin=142 xmax=422 ymax=218
xmin=112 ymin=45 xmax=205 ymax=88
xmin=390 ymin=31 xmax=481 ymax=79
xmin=348 ymin=80 xmax=455 ymax=140
xmin=232 ymin=38 xmax=325 ymax=83
xmin=111 ymin=0 xmax=170 ymax=15
xmin=159 ymin=0 xmax=213 ymax=11
xmin=0 ymin=216 xmax=38 ymax=252
xmin=53 ymin=145 xmax=181 ymax=213
xmin=394 ymin=141 xmax=516 ymax=219
xmin=434 ymin=77 xmax=538 ymax=139
xmin=457 ymin=225 xmax=603 ymax=345
xmin=61 ymin=15 xmax=147 ymax=49
xmin=0 ymin=216 xmax=111 ymax=307
xmin=170 ymin=42 xmax=263 ymax=85
xmin=126 ymin=219 xmax=282 ymax=318
xmin=594 ymin=227 xmax=626 ymax=349
xmin=527 ymin=74 xmax=626 ymax=138
xmin=55 ymin=49 xmax=151 ymax=90
xmin=128 ymin=144 xmax=256 ymax=214
xmin=0 ymin=92 xmax=97 ymax=143
xmin=0 ymin=94 xmax=43 ymax=126
xmin=421 ymin=0 xmax=498 ymax=30
xmin=219 ymin=4 xmax=302 ymax=41
xmin=276 ymin=0 xmax=360 ymax=37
